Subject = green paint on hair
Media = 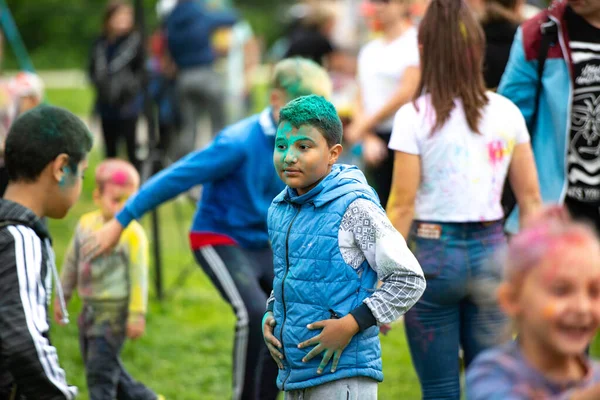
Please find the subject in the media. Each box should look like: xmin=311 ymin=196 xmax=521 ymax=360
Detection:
xmin=272 ymin=57 xmax=333 ymax=100
xmin=278 ymin=95 xmax=343 ymax=147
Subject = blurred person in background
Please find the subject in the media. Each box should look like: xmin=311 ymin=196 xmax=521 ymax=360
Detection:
xmin=346 ymin=0 xmax=420 ymax=209
xmin=0 ymin=72 xmax=45 ymax=197
xmin=499 ymin=0 xmax=600 ymax=235
xmin=147 ymin=29 xmax=180 ymax=154
xmin=164 ymin=0 xmax=238 ymax=160
xmin=387 ymin=0 xmax=541 ymax=397
xmin=147 ymin=1 xmax=180 ymax=155
xmin=481 ymin=0 xmax=524 ymax=89
xmin=283 ymin=4 xmax=336 ymax=67
xmin=89 ymin=1 xmax=144 ymax=170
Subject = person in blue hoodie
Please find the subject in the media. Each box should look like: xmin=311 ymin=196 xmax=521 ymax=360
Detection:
xmin=85 ymin=58 xmax=333 ymax=400
xmin=263 ymin=95 xmax=426 ymax=399
xmin=165 ymin=0 xmax=238 ymax=160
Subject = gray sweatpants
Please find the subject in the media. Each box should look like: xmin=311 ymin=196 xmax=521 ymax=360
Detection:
xmin=173 ymin=66 xmax=225 ymax=160
xmin=284 ymin=377 xmax=378 ymax=400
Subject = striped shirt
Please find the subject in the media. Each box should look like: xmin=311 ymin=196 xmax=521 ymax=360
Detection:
xmin=0 ymin=199 xmax=77 ymax=399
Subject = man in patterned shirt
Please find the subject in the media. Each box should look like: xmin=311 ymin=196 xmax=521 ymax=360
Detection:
xmin=262 ymin=95 xmax=425 ymax=399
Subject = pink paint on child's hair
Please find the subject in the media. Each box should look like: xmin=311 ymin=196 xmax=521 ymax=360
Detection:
xmin=504 ymin=206 xmax=598 ymax=282
xmin=110 ymin=170 xmax=130 ymax=186
xmin=95 ymin=159 xmax=139 ymax=190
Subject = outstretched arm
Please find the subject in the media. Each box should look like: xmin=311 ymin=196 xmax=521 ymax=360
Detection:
xmin=84 ymin=135 xmax=244 ymax=259
xmin=116 ymin=134 xmax=245 ymax=228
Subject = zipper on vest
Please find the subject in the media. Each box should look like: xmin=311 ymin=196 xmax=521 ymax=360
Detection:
xmin=281 ymin=204 xmax=301 ymax=390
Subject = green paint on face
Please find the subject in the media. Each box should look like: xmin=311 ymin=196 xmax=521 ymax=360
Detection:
xmin=274 ymin=122 xmax=332 ymax=195
xmin=274 ymin=122 xmax=316 ymax=163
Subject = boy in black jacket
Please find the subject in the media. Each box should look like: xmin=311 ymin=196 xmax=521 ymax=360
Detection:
xmin=0 ymin=105 xmax=93 ymax=399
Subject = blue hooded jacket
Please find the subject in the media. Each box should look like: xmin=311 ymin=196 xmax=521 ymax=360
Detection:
xmin=268 ymin=164 xmax=384 ymax=391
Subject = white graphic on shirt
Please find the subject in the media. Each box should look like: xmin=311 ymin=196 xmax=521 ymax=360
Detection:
xmin=569 ymin=90 xmax=600 ymax=191
xmin=576 ymin=65 xmax=600 ymax=85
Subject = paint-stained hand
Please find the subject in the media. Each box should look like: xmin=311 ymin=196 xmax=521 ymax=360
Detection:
xmin=81 ymin=218 xmax=124 ymax=261
xmin=345 ymin=118 xmax=371 ymax=144
xmin=53 ymin=298 xmax=68 ymax=326
xmin=127 ymin=314 xmax=146 ymax=339
xmin=362 ymin=133 xmax=388 ymax=167
xmin=379 ymin=323 xmax=392 ymax=336
xmin=263 ymin=311 xmax=284 ymax=369
xmin=298 ymin=315 xmax=359 ymax=374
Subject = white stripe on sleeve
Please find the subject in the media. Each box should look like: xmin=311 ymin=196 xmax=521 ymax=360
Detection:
xmin=9 ymin=225 xmax=77 ymax=400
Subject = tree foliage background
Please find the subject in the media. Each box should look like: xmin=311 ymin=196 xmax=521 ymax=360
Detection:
xmin=4 ymin=0 xmax=290 ymax=70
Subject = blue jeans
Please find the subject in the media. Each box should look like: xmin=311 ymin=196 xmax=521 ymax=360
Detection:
xmin=404 ymin=220 xmax=507 ymax=400
xmin=79 ymin=303 xmax=157 ymax=400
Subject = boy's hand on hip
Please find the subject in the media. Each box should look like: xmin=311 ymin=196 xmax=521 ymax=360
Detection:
xmin=263 ymin=311 xmax=284 ymax=369
xmin=379 ymin=323 xmax=392 ymax=336
xmin=81 ymin=219 xmax=124 ymax=261
xmin=126 ymin=314 xmax=146 ymax=339
xmin=298 ymin=314 xmax=359 ymax=374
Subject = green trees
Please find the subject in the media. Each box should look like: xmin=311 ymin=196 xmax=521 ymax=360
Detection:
xmin=4 ymin=0 xmax=288 ymax=70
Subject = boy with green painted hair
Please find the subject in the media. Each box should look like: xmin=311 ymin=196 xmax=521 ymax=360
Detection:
xmin=263 ymin=95 xmax=425 ymax=398
xmin=85 ymin=58 xmax=332 ymax=400
xmin=0 ymin=105 xmax=93 ymax=399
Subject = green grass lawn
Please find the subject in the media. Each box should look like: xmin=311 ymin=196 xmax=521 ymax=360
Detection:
xmin=46 ymin=87 xmax=95 ymax=117
xmin=45 ymin=89 xmax=422 ymax=399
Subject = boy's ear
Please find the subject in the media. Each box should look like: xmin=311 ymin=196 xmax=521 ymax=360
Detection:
xmin=52 ymin=153 xmax=70 ymax=184
xmin=497 ymin=282 xmax=520 ymax=318
xmin=328 ymin=144 xmax=343 ymax=166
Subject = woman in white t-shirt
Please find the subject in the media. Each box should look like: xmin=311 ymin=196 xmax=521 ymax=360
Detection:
xmin=346 ymin=0 xmax=420 ymax=209
xmin=387 ymin=1 xmax=541 ymax=399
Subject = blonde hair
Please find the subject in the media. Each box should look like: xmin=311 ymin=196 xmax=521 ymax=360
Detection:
xmin=271 ymin=57 xmax=333 ymax=101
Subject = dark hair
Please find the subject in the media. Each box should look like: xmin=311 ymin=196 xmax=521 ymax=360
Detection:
xmin=486 ymin=0 xmax=519 ymax=11
xmin=416 ymin=0 xmax=488 ymax=134
xmin=103 ymin=0 xmax=131 ymax=35
xmin=278 ymin=95 xmax=342 ymax=147
xmin=5 ymin=105 xmax=94 ymax=182
xmin=482 ymin=0 xmax=522 ymax=24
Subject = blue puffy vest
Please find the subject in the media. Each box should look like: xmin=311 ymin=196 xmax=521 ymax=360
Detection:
xmin=268 ymin=164 xmax=384 ymax=391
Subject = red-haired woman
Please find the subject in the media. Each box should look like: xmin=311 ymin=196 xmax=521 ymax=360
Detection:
xmin=387 ymin=0 xmax=542 ymax=398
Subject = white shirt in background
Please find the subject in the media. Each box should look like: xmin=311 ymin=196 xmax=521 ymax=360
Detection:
xmin=388 ymin=92 xmax=530 ymax=222
xmin=357 ymin=27 xmax=419 ymax=132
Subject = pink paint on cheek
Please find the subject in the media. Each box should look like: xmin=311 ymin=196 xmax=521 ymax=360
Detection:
xmin=542 ymin=303 xmax=558 ymax=320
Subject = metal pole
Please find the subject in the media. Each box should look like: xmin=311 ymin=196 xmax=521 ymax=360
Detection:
xmin=134 ymin=0 xmax=164 ymax=300
xmin=0 ymin=0 xmax=35 ymax=72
